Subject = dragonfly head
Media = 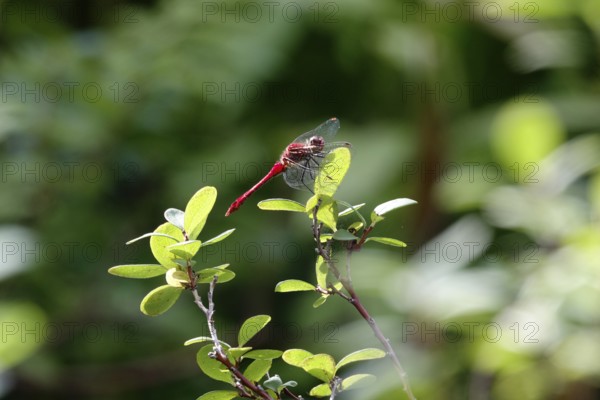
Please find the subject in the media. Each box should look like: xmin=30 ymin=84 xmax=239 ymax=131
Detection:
xmin=309 ymin=135 xmax=325 ymax=150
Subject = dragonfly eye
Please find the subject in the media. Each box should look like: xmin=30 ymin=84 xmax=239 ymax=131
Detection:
xmin=309 ymin=136 xmax=325 ymax=148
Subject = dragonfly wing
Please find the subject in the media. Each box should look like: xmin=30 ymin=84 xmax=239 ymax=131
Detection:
xmin=283 ymin=158 xmax=320 ymax=192
xmin=292 ymin=118 xmax=340 ymax=144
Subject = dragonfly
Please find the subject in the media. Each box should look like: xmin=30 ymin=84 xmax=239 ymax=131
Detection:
xmin=225 ymin=117 xmax=351 ymax=216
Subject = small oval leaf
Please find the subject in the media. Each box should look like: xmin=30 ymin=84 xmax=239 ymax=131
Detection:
xmin=338 ymin=203 xmax=366 ymax=217
xmin=243 ymin=349 xmax=283 ymax=360
xmin=140 ymin=285 xmax=183 ymax=316
xmin=258 ymin=198 xmax=306 ymax=212
xmin=275 ymin=280 xmax=316 ymax=293
xmin=239 ymin=315 xmax=271 ymax=347
xmin=364 ymin=237 xmax=407 ymax=247
xmin=282 ymin=349 xmax=314 ymax=367
xmin=340 ymin=374 xmax=377 ymax=391
xmin=244 ymin=359 xmax=272 ymax=383
xmin=150 ymin=223 xmax=184 ymax=268
xmin=313 ymin=295 xmax=329 ymax=308
xmin=185 ymin=186 xmax=218 ymax=240
xmin=196 ymin=344 xmax=233 ymax=384
xmin=196 ymin=390 xmax=239 ymax=400
xmin=309 ymin=383 xmax=331 ymax=397
xmin=332 ymin=229 xmax=358 ymax=241
xmin=300 ymin=354 xmax=336 ymax=382
xmin=373 ymin=198 xmax=417 ymax=216
xmin=314 ymin=146 xmax=351 ymax=197
xmin=202 ymin=229 xmax=235 ymax=248
xmin=167 ymin=240 xmax=202 ymax=259
xmin=197 ymin=268 xmax=236 ymax=284
xmin=165 ymin=268 xmax=190 ymax=288
xmin=335 ymin=348 xmax=386 ymax=371
xmin=108 ymin=264 xmax=167 ymax=279
xmin=164 ymin=208 xmax=185 ymax=230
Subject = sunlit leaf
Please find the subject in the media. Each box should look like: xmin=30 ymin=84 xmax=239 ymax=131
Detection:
xmin=282 ymin=349 xmax=314 ymax=367
xmin=150 ymin=223 xmax=184 ymax=268
xmin=126 ymin=232 xmax=179 ymax=245
xmin=372 ymin=198 xmax=417 ymax=218
xmin=335 ymin=348 xmax=386 ymax=371
xmin=165 ymin=268 xmax=190 ymax=287
xmin=108 ymin=264 xmax=167 ymax=279
xmin=184 ymin=336 xmax=213 ymax=346
xmin=196 ymin=344 xmax=233 ymax=384
xmin=314 ymin=147 xmax=351 ymax=197
xmin=243 ymin=349 xmax=283 ymax=360
xmin=228 ymin=346 xmax=253 ymax=360
xmin=167 ymin=240 xmax=202 ymax=259
xmin=140 ymin=285 xmax=183 ymax=316
xmin=197 ymin=268 xmax=236 ymax=284
xmin=185 ymin=186 xmax=217 ymax=240
xmin=313 ymin=295 xmax=329 ymax=308
xmin=364 ymin=237 xmax=407 ymax=247
xmin=196 ymin=390 xmax=239 ymax=400
xmin=164 ymin=208 xmax=185 ymax=230
xmin=275 ymin=280 xmax=316 ymax=292
xmin=239 ymin=315 xmax=271 ymax=347
xmin=340 ymin=374 xmax=376 ymax=391
xmin=309 ymin=383 xmax=331 ymax=397
xmin=315 ymin=256 xmax=328 ymax=289
xmin=263 ymin=375 xmax=283 ymax=391
xmin=338 ymin=203 xmax=366 ymax=217
xmin=244 ymin=359 xmax=272 ymax=383
xmin=300 ymin=354 xmax=336 ymax=382
xmin=258 ymin=198 xmax=305 ymax=212
xmin=201 ymin=229 xmax=235 ymax=248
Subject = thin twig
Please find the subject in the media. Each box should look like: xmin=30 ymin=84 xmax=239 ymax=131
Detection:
xmin=312 ymin=205 xmax=417 ymax=400
xmin=190 ymin=275 xmax=275 ymax=400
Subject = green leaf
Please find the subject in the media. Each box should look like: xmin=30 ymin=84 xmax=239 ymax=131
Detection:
xmin=239 ymin=315 xmax=271 ymax=347
xmin=340 ymin=374 xmax=377 ymax=391
xmin=140 ymin=285 xmax=183 ymax=316
xmin=314 ymin=147 xmax=351 ymax=197
xmin=282 ymin=349 xmax=314 ymax=367
xmin=202 ymin=229 xmax=235 ymax=248
xmin=164 ymin=208 xmax=185 ymax=230
xmin=315 ymin=256 xmax=328 ymax=289
xmin=275 ymin=280 xmax=316 ymax=293
xmin=243 ymin=349 xmax=283 ymax=360
xmin=108 ymin=264 xmax=167 ymax=279
xmin=0 ymin=302 xmax=47 ymax=369
xmin=347 ymin=221 xmax=364 ymax=233
xmin=167 ymin=240 xmax=202 ymax=259
xmin=258 ymin=198 xmax=305 ymax=212
xmin=335 ymin=348 xmax=386 ymax=371
xmin=309 ymin=383 xmax=331 ymax=397
xmin=313 ymin=295 xmax=329 ymax=308
xmin=371 ymin=198 xmax=417 ymax=225
xmin=197 ymin=268 xmax=236 ymax=284
xmin=196 ymin=344 xmax=233 ymax=384
xmin=300 ymin=354 xmax=336 ymax=382
xmin=228 ymin=346 xmax=253 ymax=360
xmin=126 ymin=232 xmax=180 ymax=245
xmin=306 ymin=195 xmax=338 ymax=231
xmin=332 ymin=229 xmax=358 ymax=241
xmin=338 ymin=203 xmax=366 ymax=217
xmin=185 ymin=186 xmax=217 ymax=240
xmin=244 ymin=359 xmax=272 ymax=382
xmin=263 ymin=375 xmax=283 ymax=391
xmin=184 ymin=336 xmax=214 ymax=346
xmin=165 ymin=268 xmax=190 ymax=288
xmin=364 ymin=237 xmax=407 ymax=247
xmin=150 ymin=223 xmax=184 ymax=268
xmin=196 ymin=390 xmax=239 ymax=400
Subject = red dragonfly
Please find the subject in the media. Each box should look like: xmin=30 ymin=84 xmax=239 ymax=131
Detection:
xmin=225 ymin=118 xmax=350 ymax=216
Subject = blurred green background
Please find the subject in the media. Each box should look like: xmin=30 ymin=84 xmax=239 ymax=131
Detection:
xmin=2 ymin=0 xmax=600 ymax=399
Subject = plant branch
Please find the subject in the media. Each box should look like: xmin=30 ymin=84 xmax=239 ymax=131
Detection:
xmin=312 ymin=206 xmax=417 ymax=400
xmin=190 ymin=275 xmax=275 ymax=400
